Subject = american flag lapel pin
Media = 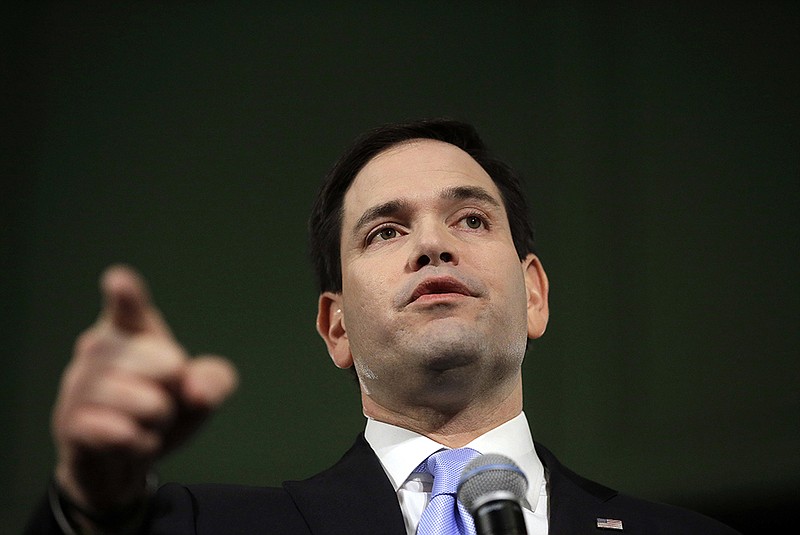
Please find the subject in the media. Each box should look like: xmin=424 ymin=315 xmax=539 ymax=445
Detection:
xmin=596 ymin=517 xmax=624 ymax=530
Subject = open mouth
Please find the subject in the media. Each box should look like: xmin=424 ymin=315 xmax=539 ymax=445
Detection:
xmin=409 ymin=277 xmax=473 ymax=303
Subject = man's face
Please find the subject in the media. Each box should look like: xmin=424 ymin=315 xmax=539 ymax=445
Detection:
xmin=318 ymin=139 xmax=548 ymax=411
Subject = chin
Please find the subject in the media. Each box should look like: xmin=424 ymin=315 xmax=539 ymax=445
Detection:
xmin=421 ymin=347 xmax=479 ymax=372
xmin=411 ymin=332 xmax=495 ymax=371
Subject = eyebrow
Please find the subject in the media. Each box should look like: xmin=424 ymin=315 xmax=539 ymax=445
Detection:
xmin=352 ymin=199 xmax=411 ymax=239
xmin=441 ymin=185 xmax=502 ymax=208
xmin=351 ymin=185 xmax=502 ymax=239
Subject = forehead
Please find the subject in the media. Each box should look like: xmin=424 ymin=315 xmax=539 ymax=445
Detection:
xmin=343 ymin=139 xmax=502 ymax=217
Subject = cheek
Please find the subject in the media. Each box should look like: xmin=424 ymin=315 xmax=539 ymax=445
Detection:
xmin=342 ymin=272 xmax=391 ymax=329
xmin=497 ymin=261 xmax=530 ymax=317
xmin=479 ymin=247 xmax=525 ymax=288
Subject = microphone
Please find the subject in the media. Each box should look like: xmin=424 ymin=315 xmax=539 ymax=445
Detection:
xmin=457 ymin=453 xmax=528 ymax=535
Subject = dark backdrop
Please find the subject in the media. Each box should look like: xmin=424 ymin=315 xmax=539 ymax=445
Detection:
xmin=3 ymin=2 xmax=798 ymax=533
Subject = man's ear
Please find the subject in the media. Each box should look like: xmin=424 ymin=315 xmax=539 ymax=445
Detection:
xmin=523 ymin=254 xmax=549 ymax=339
xmin=316 ymin=291 xmax=353 ymax=369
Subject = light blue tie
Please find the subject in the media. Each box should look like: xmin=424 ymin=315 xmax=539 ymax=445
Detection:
xmin=416 ymin=448 xmax=481 ymax=535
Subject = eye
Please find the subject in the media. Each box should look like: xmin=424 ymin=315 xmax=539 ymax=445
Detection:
xmin=377 ymin=228 xmax=397 ymax=240
xmin=459 ymin=213 xmax=488 ymax=230
xmin=464 ymin=215 xmax=483 ymax=229
xmin=366 ymin=225 xmax=401 ymax=245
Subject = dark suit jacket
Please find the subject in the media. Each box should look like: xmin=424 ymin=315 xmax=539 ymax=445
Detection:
xmin=26 ymin=434 xmax=739 ymax=534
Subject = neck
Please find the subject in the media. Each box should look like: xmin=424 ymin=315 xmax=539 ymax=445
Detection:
xmin=361 ymin=375 xmax=523 ymax=448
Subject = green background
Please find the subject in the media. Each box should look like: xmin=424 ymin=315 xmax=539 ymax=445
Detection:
xmin=3 ymin=2 xmax=797 ymax=532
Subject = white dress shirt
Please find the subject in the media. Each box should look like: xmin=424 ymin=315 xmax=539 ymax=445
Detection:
xmin=364 ymin=412 xmax=549 ymax=535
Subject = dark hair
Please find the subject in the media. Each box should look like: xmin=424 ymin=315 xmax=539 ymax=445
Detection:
xmin=309 ymin=118 xmax=536 ymax=293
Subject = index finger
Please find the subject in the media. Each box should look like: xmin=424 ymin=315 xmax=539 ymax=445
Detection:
xmin=99 ymin=264 xmax=172 ymax=337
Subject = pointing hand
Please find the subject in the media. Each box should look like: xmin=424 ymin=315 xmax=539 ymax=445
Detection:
xmin=51 ymin=265 xmax=238 ymax=516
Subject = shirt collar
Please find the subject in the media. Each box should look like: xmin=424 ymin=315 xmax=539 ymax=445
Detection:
xmin=364 ymin=412 xmax=545 ymax=512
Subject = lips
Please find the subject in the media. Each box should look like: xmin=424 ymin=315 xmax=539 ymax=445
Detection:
xmin=408 ymin=276 xmax=474 ymax=304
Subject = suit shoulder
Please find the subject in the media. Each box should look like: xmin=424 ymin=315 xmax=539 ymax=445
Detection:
xmin=151 ymin=482 xmax=310 ymax=534
xmin=534 ymin=442 xmax=740 ymax=535
xmin=606 ymin=492 xmax=741 ymax=534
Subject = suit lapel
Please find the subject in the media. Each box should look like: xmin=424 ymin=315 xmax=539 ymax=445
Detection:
xmin=282 ymin=435 xmax=626 ymax=534
xmin=535 ymin=442 xmax=620 ymax=534
xmin=284 ymin=434 xmax=406 ymax=535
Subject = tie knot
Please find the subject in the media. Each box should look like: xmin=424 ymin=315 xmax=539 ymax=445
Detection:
xmin=419 ymin=448 xmax=481 ymax=498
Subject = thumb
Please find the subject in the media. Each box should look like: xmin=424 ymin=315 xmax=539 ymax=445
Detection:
xmin=99 ymin=264 xmax=172 ymax=336
xmin=182 ymin=355 xmax=239 ymax=410
xmin=160 ymin=356 xmax=239 ymax=456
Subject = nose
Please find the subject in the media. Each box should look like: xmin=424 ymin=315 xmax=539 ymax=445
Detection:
xmin=408 ymin=224 xmax=458 ymax=271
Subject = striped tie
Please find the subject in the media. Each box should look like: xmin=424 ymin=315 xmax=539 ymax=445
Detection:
xmin=416 ymin=448 xmax=481 ymax=535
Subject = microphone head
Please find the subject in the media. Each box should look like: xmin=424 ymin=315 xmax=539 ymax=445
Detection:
xmin=457 ymin=453 xmax=528 ymax=513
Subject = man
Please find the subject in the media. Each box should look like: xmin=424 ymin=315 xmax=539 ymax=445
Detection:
xmin=26 ymin=119 xmax=739 ymax=534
